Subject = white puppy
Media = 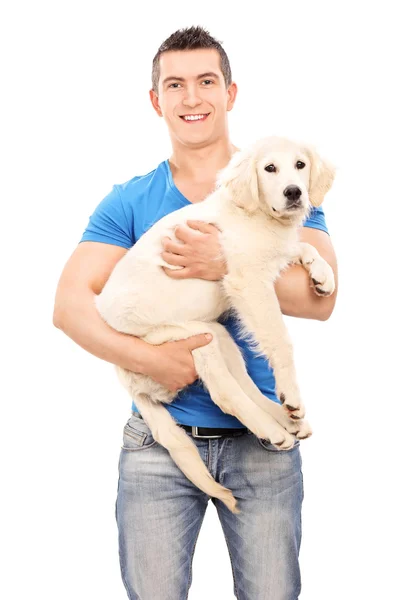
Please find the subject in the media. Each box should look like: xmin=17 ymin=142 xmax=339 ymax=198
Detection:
xmin=96 ymin=136 xmax=336 ymax=514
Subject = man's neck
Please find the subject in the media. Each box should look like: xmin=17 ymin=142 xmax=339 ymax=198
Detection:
xmin=169 ymin=138 xmax=239 ymax=183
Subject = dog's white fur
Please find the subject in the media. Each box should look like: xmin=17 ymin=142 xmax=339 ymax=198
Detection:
xmin=96 ymin=136 xmax=336 ymax=514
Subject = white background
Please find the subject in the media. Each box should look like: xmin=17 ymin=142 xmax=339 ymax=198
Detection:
xmin=1 ymin=0 xmax=399 ymax=598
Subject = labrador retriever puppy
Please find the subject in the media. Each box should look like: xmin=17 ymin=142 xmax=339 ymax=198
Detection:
xmin=95 ymin=136 xmax=336 ymax=514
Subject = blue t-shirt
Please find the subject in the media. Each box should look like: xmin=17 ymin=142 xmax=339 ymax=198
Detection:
xmin=80 ymin=159 xmax=329 ymax=427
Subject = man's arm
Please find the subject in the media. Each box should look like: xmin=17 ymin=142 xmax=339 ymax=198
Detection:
xmin=53 ymin=241 xmax=154 ymax=372
xmin=53 ymin=241 xmax=213 ymax=392
xmin=161 ymin=221 xmax=338 ymax=321
xmin=274 ymin=227 xmax=338 ymax=321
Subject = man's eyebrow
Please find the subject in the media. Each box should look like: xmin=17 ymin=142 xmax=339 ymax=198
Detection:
xmin=162 ymin=72 xmax=221 ymax=85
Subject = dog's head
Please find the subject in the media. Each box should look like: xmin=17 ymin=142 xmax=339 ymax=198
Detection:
xmin=217 ymin=136 xmax=335 ymax=223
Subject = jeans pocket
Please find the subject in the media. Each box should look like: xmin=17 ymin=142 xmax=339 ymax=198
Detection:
xmin=257 ymin=438 xmax=300 ymax=453
xmin=121 ymin=415 xmax=158 ymax=451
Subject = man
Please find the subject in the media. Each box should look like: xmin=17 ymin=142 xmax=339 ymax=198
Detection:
xmin=53 ymin=26 xmax=338 ymax=600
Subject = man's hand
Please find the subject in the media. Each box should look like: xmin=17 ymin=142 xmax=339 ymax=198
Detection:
xmin=145 ymin=333 xmax=213 ymax=393
xmin=161 ymin=220 xmax=227 ymax=281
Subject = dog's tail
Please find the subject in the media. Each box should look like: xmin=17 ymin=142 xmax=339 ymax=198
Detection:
xmin=133 ymin=393 xmax=240 ymax=514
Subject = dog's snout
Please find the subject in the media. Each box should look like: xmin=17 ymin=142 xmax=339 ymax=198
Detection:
xmin=283 ymin=185 xmax=302 ymax=208
xmin=284 ymin=185 xmax=302 ymax=202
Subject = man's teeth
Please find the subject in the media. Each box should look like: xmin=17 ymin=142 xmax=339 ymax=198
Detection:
xmin=183 ymin=114 xmax=208 ymax=121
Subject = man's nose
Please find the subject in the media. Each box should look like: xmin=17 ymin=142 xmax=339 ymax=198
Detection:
xmin=283 ymin=185 xmax=302 ymax=207
xmin=182 ymin=86 xmax=202 ymax=106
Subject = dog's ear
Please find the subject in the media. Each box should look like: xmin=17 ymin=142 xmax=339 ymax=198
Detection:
xmin=216 ymin=147 xmax=260 ymax=214
xmin=305 ymin=145 xmax=336 ymax=207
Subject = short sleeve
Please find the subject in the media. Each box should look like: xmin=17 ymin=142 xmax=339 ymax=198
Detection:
xmin=79 ymin=185 xmax=133 ymax=249
xmin=303 ymin=206 xmax=329 ymax=235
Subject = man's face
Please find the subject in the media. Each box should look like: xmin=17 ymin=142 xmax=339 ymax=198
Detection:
xmin=150 ymin=49 xmax=237 ymax=149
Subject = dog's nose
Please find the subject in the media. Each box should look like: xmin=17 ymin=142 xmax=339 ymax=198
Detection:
xmin=283 ymin=185 xmax=302 ymax=207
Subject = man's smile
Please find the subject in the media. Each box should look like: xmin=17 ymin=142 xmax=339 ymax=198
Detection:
xmin=179 ymin=113 xmax=210 ymax=123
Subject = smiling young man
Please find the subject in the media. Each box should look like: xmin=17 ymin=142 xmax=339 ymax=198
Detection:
xmin=53 ymin=26 xmax=337 ymax=600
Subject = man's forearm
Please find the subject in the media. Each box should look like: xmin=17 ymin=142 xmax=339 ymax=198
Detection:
xmin=274 ymin=263 xmax=337 ymax=320
xmin=274 ymin=226 xmax=338 ymax=321
xmin=53 ymin=290 xmax=154 ymax=373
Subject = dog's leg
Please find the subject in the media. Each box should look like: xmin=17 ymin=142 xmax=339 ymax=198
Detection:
xmin=141 ymin=322 xmax=295 ymax=449
xmin=291 ymin=242 xmax=335 ymax=297
xmin=183 ymin=326 xmax=296 ymax=450
xmin=208 ymin=322 xmax=312 ymax=440
xmin=222 ymin=274 xmax=304 ymax=419
xmin=132 ymin=392 xmax=240 ymax=514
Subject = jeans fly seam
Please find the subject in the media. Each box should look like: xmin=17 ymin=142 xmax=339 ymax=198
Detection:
xmin=207 ymin=440 xmax=212 ymax=472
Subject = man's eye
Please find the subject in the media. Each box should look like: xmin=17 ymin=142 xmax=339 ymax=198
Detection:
xmin=169 ymin=83 xmax=181 ymax=88
xmin=264 ymin=164 xmax=276 ymax=173
xmin=202 ymin=80 xmax=213 ymax=85
xmin=296 ymin=161 xmax=306 ymax=169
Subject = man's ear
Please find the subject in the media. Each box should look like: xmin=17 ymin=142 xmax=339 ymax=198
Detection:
xmin=305 ymin=145 xmax=336 ymax=207
xmin=216 ymin=146 xmax=260 ymax=214
xmin=149 ymin=89 xmax=163 ymax=117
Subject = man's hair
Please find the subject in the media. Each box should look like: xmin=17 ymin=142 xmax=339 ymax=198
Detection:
xmin=151 ymin=26 xmax=232 ymax=94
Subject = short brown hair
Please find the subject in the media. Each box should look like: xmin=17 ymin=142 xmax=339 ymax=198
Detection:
xmin=151 ymin=26 xmax=232 ymax=94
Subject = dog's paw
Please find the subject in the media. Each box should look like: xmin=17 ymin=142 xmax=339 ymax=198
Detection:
xmin=279 ymin=391 xmax=305 ymax=421
xmin=288 ymin=418 xmax=312 ymax=440
xmin=309 ymin=258 xmax=335 ymax=297
xmin=268 ymin=427 xmax=296 ymax=450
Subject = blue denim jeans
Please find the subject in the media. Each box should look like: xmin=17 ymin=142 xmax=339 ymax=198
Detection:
xmin=115 ymin=411 xmax=304 ymax=600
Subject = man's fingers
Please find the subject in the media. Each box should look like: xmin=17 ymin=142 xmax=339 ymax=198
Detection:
xmin=186 ymin=220 xmax=220 ymax=234
xmin=161 ymin=252 xmax=188 ymax=266
xmin=162 ymin=266 xmax=191 ymax=278
xmin=174 ymin=223 xmax=202 ymax=242
xmin=182 ymin=333 xmax=213 ymax=350
xmin=162 ymin=237 xmax=186 ymax=254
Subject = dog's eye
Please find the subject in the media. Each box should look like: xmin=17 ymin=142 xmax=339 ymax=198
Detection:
xmin=296 ymin=161 xmax=306 ymax=169
xmin=264 ymin=164 xmax=276 ymax=173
